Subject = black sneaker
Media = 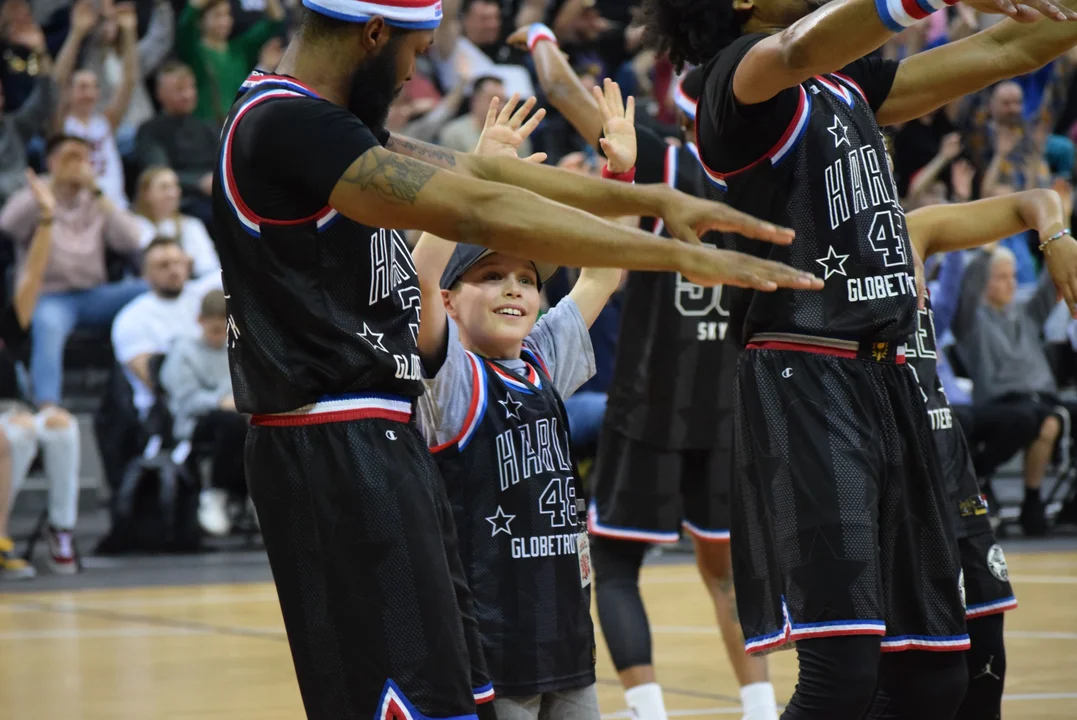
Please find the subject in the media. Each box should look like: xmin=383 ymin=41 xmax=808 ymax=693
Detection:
xmin=1020 ymin=493 xmax=1049 ymax=537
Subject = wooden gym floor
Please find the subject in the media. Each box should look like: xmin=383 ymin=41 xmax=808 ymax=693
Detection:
xmin=0 ymin=551 xmax=1075 ymax=719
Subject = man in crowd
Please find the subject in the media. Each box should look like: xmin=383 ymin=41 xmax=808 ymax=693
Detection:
xmin=0 ymin=134 xmax=144 ymax=409
xmin=439 ymin=75 xmax=531 ymax=156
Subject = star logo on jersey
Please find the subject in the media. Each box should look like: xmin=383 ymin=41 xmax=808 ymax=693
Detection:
xmin=827 ymin=115 xmax=850 ymax=148
xmin=486 ymin=505 xmax=516 ymax=537
xmin=814 ymin=245 xmax=850 ymax=279
xmin=357 ymin=322 xmax=388 ymax=353
xmin=499 ymin=394 xmax=523 ymax=420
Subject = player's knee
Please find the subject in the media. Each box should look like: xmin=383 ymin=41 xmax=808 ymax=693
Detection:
xmin=591 ymin=535 xmax=646 ymax=588
xmin=788 ymin=637 xmax=879 ymax=719
xmin=692 ymin=537 xmax=733 ymax=588
xmin=877 ymin=650 xmax=968 ymax=718
xmin=1040 ymin=414 xmax=1061 ymax=443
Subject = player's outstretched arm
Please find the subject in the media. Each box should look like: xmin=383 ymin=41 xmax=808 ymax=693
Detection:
xmin=907 ymin=189 xmax=1077 ymax=315
xmin=878 ymin=2 xmax=1077 ymax=125
xmin=731 ymin=0 xmax=1074 ymax=108
xmin=385 ymin=110 xmax=794 ymax=246
xmin=329 ymin=149 xmax=822 ymax=292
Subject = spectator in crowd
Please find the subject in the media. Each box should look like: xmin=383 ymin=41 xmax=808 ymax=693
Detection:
xmin=79 ymin=0 xmax=175 ymax=153
xmin=432 ymin=0 xmax=534 ymax=98
xmin=160 ymin=289 xmax=247 ymax=537
xmin=133 ymin=167 xmax=219 ymax=279
xmin=0 ymin=134 xmax=145 ymax=409
xmin=110 ymin=237 xmax=221 ymax=420
xmin=0 ymin=170 xmax=82 ymax=578
xmin=440 ymin=75 xmax=532 ymax=156
xmin=953 ymin=245 xmax=1067 ymax=536
xmin=0 ymin=32 xmax=58 ymax=208
xmin=968 ymin=82 xmax=1052 ymax=196
xmin=134 ymin=60 xmax=219 ymax=227
xmin=0 ymin=0 xmax=52 ymax=112
xmin=903 ymin=132 xmax=964 ymax=210
xmin=176 ymin=0 xmax=286 ymax=128
xmin=54 ymin=1 xmax=139 ymax=209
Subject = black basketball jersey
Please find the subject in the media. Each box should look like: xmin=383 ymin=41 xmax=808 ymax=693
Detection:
xmin=212 ymin=73 xmax=424 ymax=415
xmin=906 ymin=295 xmax=992 ymax=538
xmin=607 ymin=133 xmax=737 ymax=449
xmin=434 ymin=347 xmax=595 ymax=696
xmin=697 ymin=36 xmax=917 ymax=346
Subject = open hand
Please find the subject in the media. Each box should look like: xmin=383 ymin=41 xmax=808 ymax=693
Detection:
xmin=962 ymin=0 xmax=1077 ymax=22
xmin=115 ymin=2 xmax=138 ymax=34
xmin=593 ymin=78 xmax=636 ymax=174
xmin=70 ymin=0 xmax=100 ymax=36
xmin=951 ymin=158 xmax=975 ymax=201
xmin=25 ymin=169 xmax=55 ymax=216
xmin=1044 ymin=234 xmax=1077 ymax=317
xmin=474 ymin=94 xmax=547 ymax=163
xmin=659 ymin=190 xmax=796 ymax=246
xmin=679 ymin=245 xmax=824 ymax=292
xmin=938 ymin=132 xmax=962 ymax=161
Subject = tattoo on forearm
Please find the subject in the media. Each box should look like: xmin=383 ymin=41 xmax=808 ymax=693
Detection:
xmin=340 ymin=149 xmax=437 ymax=205
xmin=386 ymin=136 xmax=458 ymax=169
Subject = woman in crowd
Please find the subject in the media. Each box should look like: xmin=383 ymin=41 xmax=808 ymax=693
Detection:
xmin=133 ymin=166 xmax=219 ymax=279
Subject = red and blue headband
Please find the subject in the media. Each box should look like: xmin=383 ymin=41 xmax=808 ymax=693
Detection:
xmin=301 ymin=0 xmax=443 ymax=29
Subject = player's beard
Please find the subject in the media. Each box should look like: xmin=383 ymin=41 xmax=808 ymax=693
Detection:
xmin=347 ymin=35 xmax=406 ymax=133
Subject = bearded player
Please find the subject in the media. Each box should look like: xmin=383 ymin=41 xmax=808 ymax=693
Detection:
xmin=639 ymin=0 xmax=1077 ymax=718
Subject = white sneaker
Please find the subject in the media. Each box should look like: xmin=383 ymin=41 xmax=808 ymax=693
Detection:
xmin=199 ymin=489 xmax=232 ymax=537
xmin=47 ymin=527 xmax=78 ymax=575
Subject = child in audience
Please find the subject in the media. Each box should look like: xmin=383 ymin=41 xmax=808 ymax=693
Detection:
xmin=160 ymin=290 xmax=247 ymax=537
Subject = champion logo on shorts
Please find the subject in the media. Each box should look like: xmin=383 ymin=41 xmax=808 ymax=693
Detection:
xmin=375 ymin=679 xmax=479 ymax=720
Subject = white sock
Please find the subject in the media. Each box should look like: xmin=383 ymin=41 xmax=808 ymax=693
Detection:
xmin=624 ymin=683 xmax=668 ymax=720
xmin=740 ymin=681 xmax=778 ymax=720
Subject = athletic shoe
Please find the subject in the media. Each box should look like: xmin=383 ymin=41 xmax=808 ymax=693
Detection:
xmin=47 ymin=527 xmax=78 ymax=574
xmin=199 ymin=488 xmax=231 ymax=537
xmin=0 ymin=536 xmax=35 ymax=580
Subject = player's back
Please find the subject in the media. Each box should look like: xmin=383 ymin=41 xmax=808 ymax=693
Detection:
xmin=212 ymin=74 xmax=424 ymax=415
xmin=697 ymin=36 xmax=917 ymax=347
xmin=608 ymin=139 xmax=737 ymax=449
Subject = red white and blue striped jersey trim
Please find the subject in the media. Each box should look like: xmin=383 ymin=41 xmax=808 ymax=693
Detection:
xmin=814 ymin=74 xmax=866 ymax=108
xmin=681 ymin=520 xmax=729 ymax=542
xmin=879 ymin=634 xmax=971 ymax=652
xmin=473 ymin=683 xmax=495 ymax=704
xmin=489 ymin=360 xmax=543 ymax=394
xmin=431 ymin=352 xmax=488 ymax=453
xmin=376 ymin=679 xmax=478 ymax=720
xmin=673 ymin=78 xmax=697 ymax=121
xmin=744 ymin=597 xmax=886 ymax=655
xmin=220 ymin=79 xmax=340 ymax=237
xmin=587 ymin=500 xmax=680 ymax=544
xmin=250 ymin=393 xmax=412 ymax=427
xmin=965 ymin=596 xmax=1018 ymax=619
xmin=698 ymin=85 xmax=812 ymax=190
xmin=302 ymin=0 xmax=443 ymax=29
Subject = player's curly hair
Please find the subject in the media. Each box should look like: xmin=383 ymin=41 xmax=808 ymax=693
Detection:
xmin=637 ymin=0 xmax=747 ymax=71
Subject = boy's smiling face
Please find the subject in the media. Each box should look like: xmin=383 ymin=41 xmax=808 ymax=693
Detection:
xmin=443 ymin=253 xmax=542 ymax=358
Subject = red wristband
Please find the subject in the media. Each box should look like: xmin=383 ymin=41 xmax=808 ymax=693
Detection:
xmin=601 ymin=166 xmax=636 ymax=183
xmin=527 ymin=24 xmax=557 ymax=52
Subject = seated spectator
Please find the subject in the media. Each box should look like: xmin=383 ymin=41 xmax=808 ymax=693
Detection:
xmin=80 ymin=0 xmax=175 ymax=153
xmin=440 ymin=75 xmax=531 ymax=156
xmin=134 ymin=61 xmax=219 ymax=227
xmin=953 ymin=246 xmax=1067 ymax=536
xmin=0 ymin=170 xmax=82 ymax=577
xmin=110 ymin=237 xmax=221 ymax=419
xmin=160 ymin=289 xmax=247 ymax=537
xmin=56 ymin=3 xmax=139 ymax=209
xmin=0 ymin=134 xmax=145 ymax=409
xmin=176 ymin=0 xmax=286 ymax=128
xmin=0 ymin=34 xmax=57 ymax=208
xmin=133 ymin=167 xmax=219 ymax=278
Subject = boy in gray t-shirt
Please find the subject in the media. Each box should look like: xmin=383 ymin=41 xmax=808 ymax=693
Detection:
xmin=413 ymin=94 xmax=625 ymax=720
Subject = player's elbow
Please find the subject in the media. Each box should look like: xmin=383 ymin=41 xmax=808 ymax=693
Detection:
xmin=777 ymin=25 xmax=817 ymax=76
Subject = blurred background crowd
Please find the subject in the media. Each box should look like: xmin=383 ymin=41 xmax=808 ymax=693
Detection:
xmin=1 ymin=0 xmax=1076 ymax=581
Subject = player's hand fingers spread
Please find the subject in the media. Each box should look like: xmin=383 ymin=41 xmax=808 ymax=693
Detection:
xmin=518 ymin=106 xmax=546 ymax=139
xmin=498 ymin=94 xmax=521 ymax=125
xmin=509 ymin=96 xmax=537 ymax=129
xmin=591 ymin=85 xmax=612 ymax=121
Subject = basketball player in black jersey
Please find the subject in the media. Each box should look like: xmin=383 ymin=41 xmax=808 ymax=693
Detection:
xmin=413 ymin=94 xmax=618 ymax=719
xmin=639 ymin=0 xmax=1077 ymax=717
xmin=507 ymin=25 xmax=776 ymax=720
xmin=212 ymin=0 xmax=828 ymax=718
xmin=901 ymin=186 xmax=1074 ymax=719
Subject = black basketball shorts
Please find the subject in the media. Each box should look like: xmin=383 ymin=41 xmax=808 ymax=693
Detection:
xmin=246 ymin=396 xmax=495 ymax=720
xmin=589 ymin=427 xmax=731 ymax=544
xmin=732 ymin=345 xmax=968 ymax=656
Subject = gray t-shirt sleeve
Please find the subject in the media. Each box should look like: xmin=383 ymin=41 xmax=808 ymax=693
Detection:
xmin=524 ymin=297 xmax=596 ymax=399
xmin=416 ymin=318 xmax=480 ymax=448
